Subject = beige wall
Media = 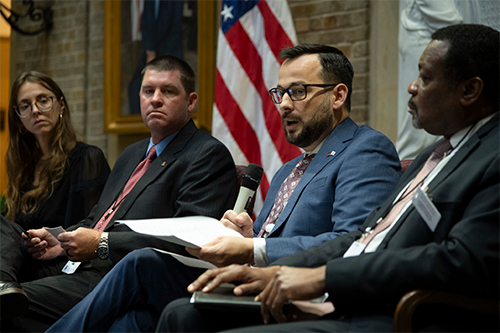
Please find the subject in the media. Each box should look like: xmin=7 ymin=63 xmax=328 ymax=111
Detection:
xmin=369 ymin=0 xmax=399 ymax=143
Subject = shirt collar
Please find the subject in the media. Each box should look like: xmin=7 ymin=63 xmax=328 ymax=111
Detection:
xmin=146 ymin=131 xmax=179 ymax=158
xmin=449 ymin=112 xmax=498 ymax=150
xmin=303 ymin=137 xmax=326 ymax=156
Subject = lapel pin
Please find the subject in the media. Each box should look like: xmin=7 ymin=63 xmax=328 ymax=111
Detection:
xmin=326 ymin=151 xmax=336 ymax=157
xmin=161 ymin=161 xmax=166 ymax=167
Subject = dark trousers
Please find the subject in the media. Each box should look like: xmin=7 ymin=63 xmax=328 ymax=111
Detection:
xmin=0 ymin=216 xmax=108 ymax=332
xmin=157 ymin=294 xmax=500 ymax=333
xmin=46 ymin=248 xmax=205 ymax=332
xmin=156 ymin=297 xmax=394 ymax=333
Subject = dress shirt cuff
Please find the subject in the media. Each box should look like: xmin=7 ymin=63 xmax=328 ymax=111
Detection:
xmin=253 ymin=238 xmax=269 ymax=267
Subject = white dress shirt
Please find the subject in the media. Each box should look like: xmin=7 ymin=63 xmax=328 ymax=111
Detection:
xmin=366 ymin=114 xmax=496 ymax=252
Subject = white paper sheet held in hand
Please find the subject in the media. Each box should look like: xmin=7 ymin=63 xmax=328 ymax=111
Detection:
xmin=153 ymin=249 xmax=218 ymax=270
xmin=117 ymin=216 xmax=243 ymax=248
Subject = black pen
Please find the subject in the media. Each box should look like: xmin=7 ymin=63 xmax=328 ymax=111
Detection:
xmin=22 ymin=229 xmax=32 ymax=240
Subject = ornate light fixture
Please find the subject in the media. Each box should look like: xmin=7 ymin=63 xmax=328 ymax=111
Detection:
xmin=0 ymin=0 xmax=52 ymax=35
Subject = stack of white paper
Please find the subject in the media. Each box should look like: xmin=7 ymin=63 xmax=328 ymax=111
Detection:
xmin=117 ymin=216 xmax=243 ymax=269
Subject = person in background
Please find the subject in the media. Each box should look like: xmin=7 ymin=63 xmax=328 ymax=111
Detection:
xmin=2 ymin=71 xmax=110 ymax=230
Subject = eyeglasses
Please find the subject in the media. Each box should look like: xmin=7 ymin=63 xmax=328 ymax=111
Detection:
xmin=15 ymin=96 xmax=54 ymax=118
xmin=268 ymin=83 xmax=339 ymax=104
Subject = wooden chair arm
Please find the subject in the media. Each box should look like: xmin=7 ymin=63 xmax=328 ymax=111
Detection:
xmin=393 ymin=289 xmax=499 ymax=332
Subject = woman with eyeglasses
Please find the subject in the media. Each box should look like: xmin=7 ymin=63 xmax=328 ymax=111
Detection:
xmin=2 ymin=71 xmax=110 ymax=231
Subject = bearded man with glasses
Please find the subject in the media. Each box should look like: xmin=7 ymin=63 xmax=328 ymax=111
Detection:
xmin=45 ymin=44 xmax=401 ymax=333
xmin=161 ymin=25 xmax=499 ymax=333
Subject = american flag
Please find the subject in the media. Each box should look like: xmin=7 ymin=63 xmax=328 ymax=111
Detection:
xmin=212 ymin=0 xmax=301 ymax=213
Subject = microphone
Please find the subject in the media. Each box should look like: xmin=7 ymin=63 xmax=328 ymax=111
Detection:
xmin=233 ymin=164 xmax=263 ymax=214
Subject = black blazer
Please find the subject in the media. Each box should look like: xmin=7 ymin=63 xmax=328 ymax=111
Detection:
xmin=274 ymin=115 xmax=499 ymax=313
xmin=70 ymin=119 xmax=238 ymax=265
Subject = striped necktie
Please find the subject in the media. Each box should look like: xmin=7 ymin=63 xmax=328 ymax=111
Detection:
xmin=94 ymin=146 xmax=157 ymax=231
xmin=358 ymin=139 xmax=452 ymax=247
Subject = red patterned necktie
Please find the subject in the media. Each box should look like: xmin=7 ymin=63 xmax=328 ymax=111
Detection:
xmin=257 ymin=154 xmax=316 ymax=238
xmin=358 ymin=139 xmax=452 ymax=247
xmin=94 ymin=146 xmax=157 ymax=231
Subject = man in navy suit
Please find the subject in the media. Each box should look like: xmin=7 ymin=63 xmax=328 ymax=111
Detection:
xmin=158 ymin=24 xmax=500 ymax=333
xmin=46 ymin=44 xmax=401 ymax=332
xmin=0 ymin=55 xmax=237 ymax=331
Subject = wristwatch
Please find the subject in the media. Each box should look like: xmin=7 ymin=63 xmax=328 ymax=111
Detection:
xmin=95 ymin=232 xmax=109 ymax=260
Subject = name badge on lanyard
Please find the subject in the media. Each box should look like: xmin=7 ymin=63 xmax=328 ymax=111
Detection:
xmin=62 ymin=261 xmax=81 ymax=274
xmin=412 ymin=187 xmax=441 ymax=231
xmin=343 ymin=241 xmax=366 ymax=258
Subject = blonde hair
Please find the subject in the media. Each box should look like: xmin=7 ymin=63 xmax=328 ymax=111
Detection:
xmin=3 ymin=71 xmax=77 ymax=220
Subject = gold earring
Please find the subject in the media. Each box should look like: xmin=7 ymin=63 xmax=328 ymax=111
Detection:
xmin=19 ymin=127 xmax=27 ymax=134
xmin=59 ymin=114 xmax=63 ymax=119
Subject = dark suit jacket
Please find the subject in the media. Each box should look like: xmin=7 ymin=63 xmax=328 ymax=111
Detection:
xmin=141 ymin=0 xmax=184 ymax=59
xmin=254 ymin=118 xmax=401 ymax=263
xmin=3 ymin=120 xmax=236 ymax=331
xmin=273 ymin=115 xmax=499 ymax=313
xmin=70 ymin=119 xmax=238 ymax=265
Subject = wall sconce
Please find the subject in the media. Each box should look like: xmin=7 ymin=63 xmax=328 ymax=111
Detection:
xmin=0 ymin=0 xmax=52 ymax=35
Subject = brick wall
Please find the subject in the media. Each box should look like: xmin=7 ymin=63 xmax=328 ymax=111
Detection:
xmin=9 ymin=0 xmax=372 ymax=159
xmin=288 ymin=0 xmax=370 ymax=125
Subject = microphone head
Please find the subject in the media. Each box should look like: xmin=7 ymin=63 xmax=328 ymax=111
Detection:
xmin=241 ymin=164 xmax=263 ymax=191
